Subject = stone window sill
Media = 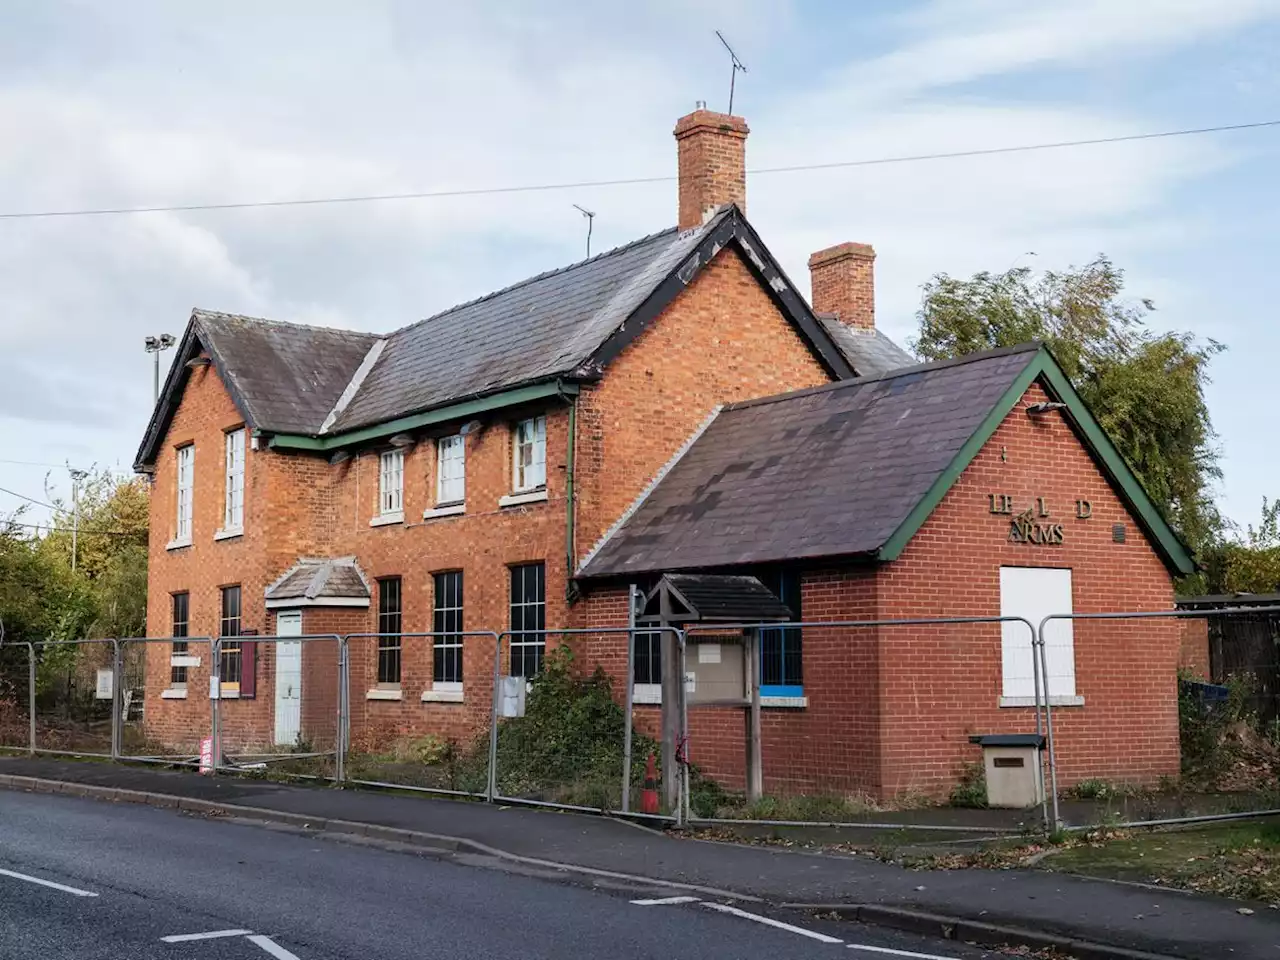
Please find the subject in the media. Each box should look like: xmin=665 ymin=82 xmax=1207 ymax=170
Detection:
xmin=160 ymin=687 xmax=188 ymax=700
xmin=421 ymin=686 xmax=464 ymax=703
xmin=165 ymin=537 xmax=192 ymax=552
xmin=213 ymin=527 xmax=243 ymax=542
xmin=498 ymin=489 xmax=548 ymax=508
xmin=999 ymin=695 xmax=1085 ymax=708
xmin=369 ymin=512 xmax=405 ymax=528
xmin=366 ymin=688 xmax=403 ymax=701
xmin=219 ymin=685 xmax=240 ymax=699
xmin=761 ymin=695 xmax=808 ymax=709
xmin=422 ymin=503 xmax=465 ymax=520
xmin=631 ymin=684 xmax=662 ymax=705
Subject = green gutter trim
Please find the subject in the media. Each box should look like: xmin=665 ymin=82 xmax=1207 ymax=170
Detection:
xmin=876 ymin=347 xmax=1195 ymax=576
xmin=267 ymin=380 xmax=578 ymax=452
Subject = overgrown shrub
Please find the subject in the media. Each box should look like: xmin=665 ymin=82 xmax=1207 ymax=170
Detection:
xmin=483 ymin=645 xmax=660 ymax=807
xmin=1178 ymin=670 xmax=1275 ymax=789
xmin=949 ymin=761 xmax=988 ymax=808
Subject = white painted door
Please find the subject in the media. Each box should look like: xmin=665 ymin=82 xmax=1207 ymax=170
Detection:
xmin=274 ymin=611 xmax=303 ymax=746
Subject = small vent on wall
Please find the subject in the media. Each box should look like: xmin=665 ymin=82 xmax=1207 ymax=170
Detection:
xmin=1112 ymin=523 xmax=1126 ymax=543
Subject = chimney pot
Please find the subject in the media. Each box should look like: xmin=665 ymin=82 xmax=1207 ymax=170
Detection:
xmin=809 ymin=242 xmax=876 ymax=332
xmin=673 ymin=108 xmax=749 ymax=230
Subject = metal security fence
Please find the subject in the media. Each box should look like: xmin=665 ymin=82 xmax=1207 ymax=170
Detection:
xmin=210 ymin=634 xmax=344 ymax=781
xmin=0 ymin=641 xmax=32 ymax=753
xmin=489 ymin=627 xmax=683 ymax=820
xmin=119 ymin=636 xmax=215 ymax=768
xmin=340 ymin=631 xmax=501 ymax=799
xmin=682 ymin=617 xmax=1044 ymax=831
xmin=28 ymin=638 xmax=119 ymax=759
xmin=1039 ymin=605 xmax=1280 ymax=832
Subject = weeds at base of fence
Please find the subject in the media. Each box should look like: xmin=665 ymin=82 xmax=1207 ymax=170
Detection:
xmin=948 ymin=762 xmax=988 ymax=809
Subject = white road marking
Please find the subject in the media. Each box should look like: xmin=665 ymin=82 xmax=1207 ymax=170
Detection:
xmin=246 ymin=934 xmax=302 ymax=959
xmin=160 ymin=929 xmax=253 ymax=943
xmin=0 ymin=867 xmax=98 ymax=898
xmin=701 ymin=902 xmax=844 ymax=944
xmin=631 ymin=895 xmax=702 ymax=905
xmin=847 ymin=943 xmax=960 ymax=959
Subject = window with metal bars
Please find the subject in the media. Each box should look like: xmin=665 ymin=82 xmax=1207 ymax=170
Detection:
xmin=508 ymin=563 xmax=545 ymax=677
xmin=633 ymin=631 xmax=662 ymax=686
xmin=758 ymin=569 xmax=802 ymax=696
xmin=170 ymin=592 xmax=189 ymax=686
xmin=219 ymin=585 xmax=242 ymax=685
xmin=432 ymin=571 xmax=463 ymax=685
xmin=377 ymin=577 xmax=402 ymax=685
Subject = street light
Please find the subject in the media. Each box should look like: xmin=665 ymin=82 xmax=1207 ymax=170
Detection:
xmin=144 ymin=334 xmax=177 ymax=404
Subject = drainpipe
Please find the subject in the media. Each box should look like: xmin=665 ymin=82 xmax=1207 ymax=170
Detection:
xmin=564 ymin=390 xmax=578 ymax=601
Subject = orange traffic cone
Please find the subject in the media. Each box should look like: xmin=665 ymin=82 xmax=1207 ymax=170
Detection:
xmin=640 ymin=752 xmax=659 ymax=814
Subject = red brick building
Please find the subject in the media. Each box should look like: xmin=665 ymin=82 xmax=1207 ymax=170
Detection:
xmin=135 ymin=106 xmax=1194 ymax=798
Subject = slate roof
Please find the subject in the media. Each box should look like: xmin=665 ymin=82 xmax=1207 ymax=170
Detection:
xmin=579 ymin=344 xmax=1043 ymax=578
xmin=816 ymin=315 xmax=915 ymax=377
xmin=135 ymin=205 xmax=871 ymax=469
xmin=265 ymin=557 xmax=370 ymax=603
xmin=193 ymin=311 xmax=379 ymax=435
xmin=656 ymin=573 xmax=795 ymax=622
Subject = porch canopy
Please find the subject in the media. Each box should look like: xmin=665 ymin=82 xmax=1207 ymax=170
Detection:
xmin=637 ymin=573 xmax=794 ymax=625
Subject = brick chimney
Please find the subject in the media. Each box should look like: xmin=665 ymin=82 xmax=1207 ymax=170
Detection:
xmin=808 ymin=242 xmax=876 ymax=331
xmin=674 ymin=105 xmax=749 ymax=230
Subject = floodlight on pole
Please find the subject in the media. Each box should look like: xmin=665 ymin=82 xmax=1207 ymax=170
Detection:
xmin=144 ymin=333 xmax=177 ymax=404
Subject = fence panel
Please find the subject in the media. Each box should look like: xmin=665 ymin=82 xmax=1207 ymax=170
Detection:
xmin=0 ymin=641 xmax=32 ymax=752
xmin=490 ymin=627 xmax=681 ymax=819
xmin=28 ymin=638 xmax=118 ymax=758
xmin=341 ymin=631 xmax=500 ymax=798
xmin=118 ymin=636 xmax=214 ymax=768
xmin=1041 ymin=606 xmax=1280 ymax=831
xmin=210 ymin=634 xmax=343 ymax=781
xmin=683 ymin=617 xmax=1042 ymax=831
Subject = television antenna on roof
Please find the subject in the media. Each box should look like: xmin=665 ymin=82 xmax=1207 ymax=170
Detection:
xmin=715 ymin=30 xmax=748 ymax=115
xmin=573 ymin=204 xmax=596 ymax=257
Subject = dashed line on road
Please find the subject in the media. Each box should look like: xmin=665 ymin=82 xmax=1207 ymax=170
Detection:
xmin=631 ymin=896 xmax=702 ymax=905
xmin=846 ymin=944 xmax=960 ymax=960
xmin=700 ymin=902 xmax=845 ymax=944
xmin=161 ymin=929 xmax=253 ymax=943
xmin=0 ymin=866 xmax=99 ymax=898
xmin=245 ymin=934 xmax=302 ymax=959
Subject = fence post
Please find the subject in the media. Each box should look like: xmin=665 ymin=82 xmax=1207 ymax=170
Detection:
xmin=26 ymin=642 xmax=36 ymax=755
xmin=110 ymin=640 xmax=123 ymax=761
xmin=1036 ymin=620 xmax=1062 ymax=829
xmin=621 ymin=587 xmax=639 ymax=813
xmin=487 ymin=633 xmax=503 ymax=802
xmin=1027 ymin=618 xmax=1049 ymax=829
xmin=745 ymin=627 xmax=763 ymax=803
xmin=210 ymin=638 xmax=221 ymax=776
xmin=678 ymin=629 xmax=690 ymax=827
xmin=335 ymin=636 xmax=347 ymax=784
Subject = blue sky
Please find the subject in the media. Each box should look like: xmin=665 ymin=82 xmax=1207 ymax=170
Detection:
xmin=0 ymin=0 xmax=1277 ymax=534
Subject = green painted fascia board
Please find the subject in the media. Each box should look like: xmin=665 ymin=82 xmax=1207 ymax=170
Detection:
xmin=876 ymin=351 xmax=1044 ymax=563
xmin=267 ymin=380 xmax=577 ymax=452
xmin=876 ymin=346 xmax=1196 ymax=576
xmin=1035 ymin=359 xmax=1196 ymax=575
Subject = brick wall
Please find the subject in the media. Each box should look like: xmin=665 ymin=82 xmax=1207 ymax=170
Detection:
xmin=576 ymin=247 xmax=831 ymax=558
xmin=875 ymin=381 xmax=1179 ymax=796
xmin=1178 ymin=619 xmax=1211 ymax=679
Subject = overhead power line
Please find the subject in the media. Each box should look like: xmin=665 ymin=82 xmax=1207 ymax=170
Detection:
xmin=0 ymin=458 xmax=80 ymax=470
xmin=3 ymin=518 xmax=145 ymax=538
xmin=0 ymin=119 xmax=1274 ymax=222
xmin=0 ymin=486 xmax=57 ymax=511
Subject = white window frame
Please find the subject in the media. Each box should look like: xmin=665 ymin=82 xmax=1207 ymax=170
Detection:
xmin=174 ymin=444 xmax=194 ymax=544
xmin=379 ymin=449 xmax=404 ymax=517
xmin=512 ymin=416 xmax=546 ymax=493
xmin=998 ymin=566 xmax=1081 ymax=706
xmin=222 ymin=428 xmax=245 ymax=533
xmin=436 ymin=435 xmax=465 ymax=506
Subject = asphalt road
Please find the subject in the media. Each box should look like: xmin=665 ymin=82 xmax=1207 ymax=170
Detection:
xmin=0 ymin=789 xmax=1003 ymax=960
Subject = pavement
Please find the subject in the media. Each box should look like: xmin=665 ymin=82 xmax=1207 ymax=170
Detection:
xmin=0 ymin=756 xmax=1275 ymax=959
